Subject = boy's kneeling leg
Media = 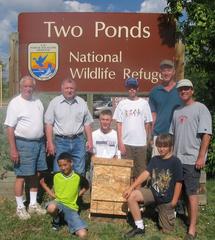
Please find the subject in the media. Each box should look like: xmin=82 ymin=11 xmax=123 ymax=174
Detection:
xmin=157 ymin=203 xmax=175 ymax=233
xmin=127 ymin=190 xmax=144 ymax=221
xmin=62 ymin=205 xmax=88 ymax=237
xmin=47 ymin=202 xmax=58 ymax=216
xmin=75 ymin=228 xmax=87 ymax=238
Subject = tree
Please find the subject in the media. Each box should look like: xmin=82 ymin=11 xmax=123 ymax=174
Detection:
xmin=166 ymin=0 xmax=215 ymax=176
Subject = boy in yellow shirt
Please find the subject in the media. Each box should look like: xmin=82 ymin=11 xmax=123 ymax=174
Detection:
xmin=45 ymin=152 xmax=89 ymax=238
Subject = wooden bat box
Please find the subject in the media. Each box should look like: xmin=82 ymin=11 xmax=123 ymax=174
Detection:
xmin=90 ymin=156 xmax=133 ymax=216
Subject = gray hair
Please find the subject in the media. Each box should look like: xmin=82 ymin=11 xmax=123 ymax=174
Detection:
xmin=61 ymin=78 xmax=77 ymax=89
xmin=20 ymin=75 xmax=36 ymax=87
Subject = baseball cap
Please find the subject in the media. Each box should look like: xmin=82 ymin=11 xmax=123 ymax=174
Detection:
xmin=160 ymin=59 xmax=174 ymax=68
xmin=176 ymin=79 xmax=193 ymax=89
xmin=125 ymin=78 xmax=139 ymax=88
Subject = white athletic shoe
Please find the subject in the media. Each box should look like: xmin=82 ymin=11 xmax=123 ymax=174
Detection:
xmin=16 ymin=207 xmax=31 ymax=220
xmin=28 ymin=203 xmax=46 ymax=215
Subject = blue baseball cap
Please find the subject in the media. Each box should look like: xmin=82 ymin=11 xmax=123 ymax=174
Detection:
xmin=125 ymin=78 xmax=139 ymax=88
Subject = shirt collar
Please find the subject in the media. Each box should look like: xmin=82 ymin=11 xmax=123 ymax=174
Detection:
xmin=157 ymin=84 xmax=177 ymax=92
xmin=59 ymin=95 xmax=78 ymax=104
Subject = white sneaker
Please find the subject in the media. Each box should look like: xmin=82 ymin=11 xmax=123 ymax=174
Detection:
xmin=16 ymin=207 xmax=31 ymax=220
xmin=28 ymin=203 xmax=46 ymax=215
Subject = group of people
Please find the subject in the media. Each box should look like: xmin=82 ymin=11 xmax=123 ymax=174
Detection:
xmin=4 ymin=59 xmax=212 ymax=240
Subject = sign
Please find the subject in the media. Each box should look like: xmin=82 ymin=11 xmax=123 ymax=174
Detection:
xmin=18 ymin=13 xmax=175 ymax=93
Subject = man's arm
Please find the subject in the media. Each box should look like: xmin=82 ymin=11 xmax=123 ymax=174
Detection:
xmin=151 ymin=112 xmax=157 ymax=134
xmin=79 ymin=175 xmax=90 ymax=196
xmin=171 ymin=181 xmax=182 ymax=207
xmin=40 ymin=177 xmax=55 ymax=198
xmin=84 ymin=124 xmax=93 ymax=153
xmin=145 ymin=122 xmax=152 ymax=145
xmin=116 ymin=122 xmax=126 ymax=155
xmin=7 ymin=127 xmax=19 ymax=163
xmin=45 ymin=123 xmax=55 ymax=156
xmin=195 ymin=133 xmax=211 ymax=169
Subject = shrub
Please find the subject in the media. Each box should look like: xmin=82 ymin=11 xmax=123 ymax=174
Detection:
xmin=206 ymin=112 xmax=215 ymax=178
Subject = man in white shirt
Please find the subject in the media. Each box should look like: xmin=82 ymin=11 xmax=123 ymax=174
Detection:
xmin=4 ymin=76 xmax=47 ymax=220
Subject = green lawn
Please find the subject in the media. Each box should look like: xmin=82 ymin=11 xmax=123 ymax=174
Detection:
xmin=0 ymin=180 xmax=214 ymax=240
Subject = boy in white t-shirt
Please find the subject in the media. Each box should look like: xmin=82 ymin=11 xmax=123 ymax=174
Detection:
xmin=89 ymin=109 xmax=118 ymax=185
xmin=113 ymin=78 xmax=152 ymax=179
xmin=92 ymin=109 xmax=118 ymax=158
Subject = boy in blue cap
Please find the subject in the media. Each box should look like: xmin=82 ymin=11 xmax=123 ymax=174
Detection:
xmin=113 ymin=77 xmax=152 ymax=181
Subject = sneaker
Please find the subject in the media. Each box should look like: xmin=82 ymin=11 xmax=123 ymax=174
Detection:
xmin=51 ymin=210 xmax=65 ymax=231
xmin=28 ymin=203 xmax=46 ymax=215
xmin=52 ymin=216 xmax=60 ymax=231
xmin=124 ymin=227 xmax=145 ymax=238
xmin=184 ymin=233 xmax=197 ymax=240
xmin=16 ymin=207 xmax=31 ymax=220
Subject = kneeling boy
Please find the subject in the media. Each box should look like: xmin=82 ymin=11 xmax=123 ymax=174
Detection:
xmin=123 ymin=134 xmax=183 ymax=238
xmin=46 ymin=152 xmax=89 ymax=238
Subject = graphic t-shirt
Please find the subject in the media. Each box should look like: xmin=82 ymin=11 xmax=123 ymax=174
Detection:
xmin=147 ymin=155 xmax=183 ymax=203
xmin=113 ymin=98 xmax=152 ymax=146
xmin=169 ymin=102 xmax=212 ymax=165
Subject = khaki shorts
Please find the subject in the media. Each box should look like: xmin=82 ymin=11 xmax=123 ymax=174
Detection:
xmin=125 ymin=145 xmax=147 ymax=178
xmin=140 ymin=188 xmax=175 ymax=232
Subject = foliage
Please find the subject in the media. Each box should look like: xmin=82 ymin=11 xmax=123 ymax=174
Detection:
xmin=206 ymin=113 xmax=215 ymax=177
xmin=166 ymin=0 xmax=215 ymax=177
xmin=0 ymin=107 xmax=12 ymax=172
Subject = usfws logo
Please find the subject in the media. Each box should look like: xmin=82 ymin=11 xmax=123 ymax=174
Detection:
xmin=28 ymin=43 xmax=58 ymax=81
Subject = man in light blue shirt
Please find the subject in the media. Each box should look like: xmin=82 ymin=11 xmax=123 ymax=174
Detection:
xmin=45 ymin=78 xmax=93 ymax=175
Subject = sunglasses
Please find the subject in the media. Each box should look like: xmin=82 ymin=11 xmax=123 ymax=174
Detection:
xmin=178 ymin=86 xmax=192 ymax=91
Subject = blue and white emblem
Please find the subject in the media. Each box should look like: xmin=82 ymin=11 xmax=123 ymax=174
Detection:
xmin=28 ymin=43 xmax=58 ymax=81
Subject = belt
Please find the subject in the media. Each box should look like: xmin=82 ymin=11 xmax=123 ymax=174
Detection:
xmin=15 ymin=136 xmax=44 ymax=142
xmin=55 ymin=133 xmax=83 ymax=139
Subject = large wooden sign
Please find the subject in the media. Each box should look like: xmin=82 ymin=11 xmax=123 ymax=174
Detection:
xmin=18 ymin=13 xmax=175 ymax=93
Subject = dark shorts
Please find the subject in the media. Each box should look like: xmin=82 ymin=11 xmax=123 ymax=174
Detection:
xmin=183 ymin=164 xmax=200 ymax=196
xmin=14 ymin=137 xmax=47 ymax=176
xmin=139 ymin=188 xmax=175 ymax=232
xmin=125 ymin=145 xmax=147 ymax=178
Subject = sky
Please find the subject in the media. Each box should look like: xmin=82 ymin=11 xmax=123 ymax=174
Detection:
xmin=0 ymin=0 xmax=168 ymax=64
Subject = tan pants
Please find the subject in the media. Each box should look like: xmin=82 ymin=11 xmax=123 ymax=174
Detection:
xmin=125 ymin=145 xmax=147 ymax=178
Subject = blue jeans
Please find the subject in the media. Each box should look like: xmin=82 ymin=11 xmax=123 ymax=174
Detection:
xmin=15 ymin=137 xmax=47 ymax=176
xmin=47 ymin=201 xmax=87 ymax=233
xmin=54 ymin=134 xmax=86 ymax=174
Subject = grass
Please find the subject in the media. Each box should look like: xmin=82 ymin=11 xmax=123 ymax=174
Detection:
xmin=0 ymin=180 xmax=214 ymax=240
